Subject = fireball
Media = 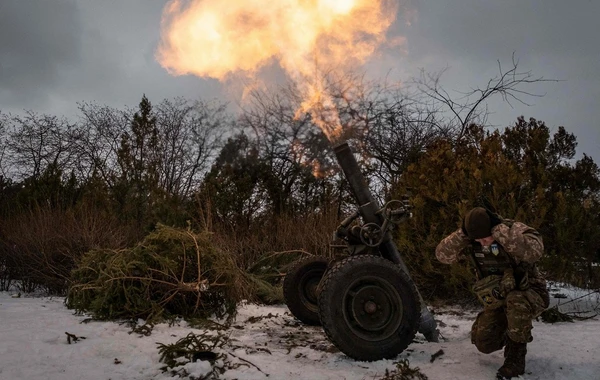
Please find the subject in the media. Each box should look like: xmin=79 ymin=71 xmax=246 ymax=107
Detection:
xmin=157 ymin=0 xmax=399 ymax=140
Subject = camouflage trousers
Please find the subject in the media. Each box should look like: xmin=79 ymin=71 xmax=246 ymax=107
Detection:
xmin=471 ymin=289 xmax=546 ymax=353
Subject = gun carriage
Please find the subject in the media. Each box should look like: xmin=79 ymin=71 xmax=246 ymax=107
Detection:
xmin=283 ymin=141 xmax=438 ymax=361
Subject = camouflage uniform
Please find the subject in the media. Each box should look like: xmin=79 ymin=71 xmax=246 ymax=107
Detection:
xmin=436 ymin=221 xmax=549 ymax=352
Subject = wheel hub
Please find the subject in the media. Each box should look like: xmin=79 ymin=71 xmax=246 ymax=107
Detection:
xmin=349 ymin=285 xmax=396 ymax=332
xmin=299 ymin=269 xmax=324 ymax=311
xmin=364 ymin=300 xmax=377 ymax=314
xmin=304 ymin=278 xmax=319 ymax=302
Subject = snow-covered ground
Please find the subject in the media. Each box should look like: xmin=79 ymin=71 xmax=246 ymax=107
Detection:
xmin=0 ymin=283 xmax=598 ymax=380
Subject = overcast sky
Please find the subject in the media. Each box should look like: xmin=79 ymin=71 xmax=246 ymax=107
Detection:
xmin=1 ymin=0 xmax=598 ymax=161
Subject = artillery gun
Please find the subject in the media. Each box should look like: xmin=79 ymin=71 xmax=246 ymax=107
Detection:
xmin=283 ymin=141 xmax=438 ymax=361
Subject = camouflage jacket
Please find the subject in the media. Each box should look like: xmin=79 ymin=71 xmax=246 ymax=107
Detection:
xmin=435 ymin=221 xmax=547 ymax=296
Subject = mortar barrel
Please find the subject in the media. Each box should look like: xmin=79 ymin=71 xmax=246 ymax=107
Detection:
xmin=332 ymin=141 xmax=439 ymax=342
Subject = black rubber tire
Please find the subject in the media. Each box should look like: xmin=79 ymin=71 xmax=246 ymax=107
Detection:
xmin=317 ymin=255 xmax=421 ymax=361
xmin=283 ymin=256 xmax=329 ymax=325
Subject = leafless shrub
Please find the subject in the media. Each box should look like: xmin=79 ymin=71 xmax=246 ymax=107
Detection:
xmin=0 ymin=204 xmax=131 ymax=294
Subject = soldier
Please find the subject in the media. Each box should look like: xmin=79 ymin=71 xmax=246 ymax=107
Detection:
xmin=436 ymin=207 xmax=549 ymax=379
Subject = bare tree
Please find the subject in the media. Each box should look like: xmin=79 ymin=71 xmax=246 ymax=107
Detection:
xmin=5 ymin=111 xmax=78 ymax=180
xmin=351 ymin=57 xmax=557 ymax=192
xmin=0 ymin=112 xmax=8 ymax=178
xmin=362 ymin=92 xmax=445 ymax=188
xmin=240 ymin=84 xmax=336 ymax=215
xmin=76 ymin=98 xmax=227 ymax=200
xmin=75 ymin=102 xmax=131 ymax=185
xmin=155 ymin=98 xmax=226 ymax=199
xmin=411 ymin=55 xmax=557 ymax=140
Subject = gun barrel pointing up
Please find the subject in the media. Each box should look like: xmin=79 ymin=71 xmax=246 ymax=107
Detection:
xmin=332 ymin=141 xmax=439 ymax=342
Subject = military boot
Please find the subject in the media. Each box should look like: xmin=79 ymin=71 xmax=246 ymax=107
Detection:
xmin=496 ymin=338 xmax=527 ymax=379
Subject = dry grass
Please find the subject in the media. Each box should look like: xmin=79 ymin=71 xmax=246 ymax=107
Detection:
xmin=0 ymin=204 xmax=132 ymax=293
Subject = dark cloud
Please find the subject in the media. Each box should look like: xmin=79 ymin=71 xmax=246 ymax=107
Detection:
xmin=396 ymin=0 xmax=600 ymax=158
xmin=0 ymin=0 xmax=598 ymax=159
xmin=405 ymin=1 xmax=599 ymax=62
xmin=0 ymin=1 xmax=223 ymax=117
xmin=60 ymin=1 xmax=228 ymax=115
xmin=0 ymin=0 xmax=82 ymax=108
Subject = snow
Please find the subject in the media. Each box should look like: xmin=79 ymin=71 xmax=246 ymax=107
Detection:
xmin=0 ymin=283 xmax=598 ymax=380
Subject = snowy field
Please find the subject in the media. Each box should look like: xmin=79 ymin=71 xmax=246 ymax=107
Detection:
xmin=0 ymin=283 xmax=598 ymax=380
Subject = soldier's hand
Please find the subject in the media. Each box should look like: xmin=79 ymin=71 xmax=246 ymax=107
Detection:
xmin=500 ymin=268 xmax=516 ymax=297
xmin=486 ymin=209 xmax=502 ymax=228
xmin=518 ymin=272 xmax=530 ymax=290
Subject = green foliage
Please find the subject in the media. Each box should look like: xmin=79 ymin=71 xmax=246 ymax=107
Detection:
xmin=200 ymin=133 xmax=265 ymax=230
xmin=395 ymin=118 xmax=600 ymax=298
xmin=378 ymin=359 xmax=428 ymax=380
xmin=113 ymin=95 xmax=162 ymax=233
xmin=157 ymin=331 xmax=229 ymax=378
xmin=200 ymin=131 xmax=336 ymax=232
xmin=67 ymin=224 xmax=276 ymax=321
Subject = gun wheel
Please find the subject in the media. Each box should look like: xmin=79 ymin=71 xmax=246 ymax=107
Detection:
xmin=283 ymin=256 xmax=329 ymax=325
xmin=318 ymin=255 xmax=421 ymax=361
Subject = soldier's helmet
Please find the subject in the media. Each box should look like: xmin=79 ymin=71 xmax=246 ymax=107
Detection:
xmin=464 ymin=207 xmax=491 ymax=239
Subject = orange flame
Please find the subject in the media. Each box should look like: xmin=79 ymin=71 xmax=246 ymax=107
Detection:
xmin=157 ymin=0 xmax=398 ymax=141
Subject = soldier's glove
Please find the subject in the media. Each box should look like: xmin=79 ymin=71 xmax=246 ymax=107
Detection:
xmin=486 ymin=209 xmax=502 ymax=228
xmin=518 ymin=272 xmax=530 ymax=290
xmin=499 ymin=268 xmax=516 ymax=298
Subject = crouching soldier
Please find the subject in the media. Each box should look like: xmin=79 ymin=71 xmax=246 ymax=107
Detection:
xmin=436 ymin=207 xmax=550 ymax=379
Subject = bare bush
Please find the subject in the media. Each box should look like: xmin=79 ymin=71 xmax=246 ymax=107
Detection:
xmin=0 ymin=204 xmax=131 ymax=294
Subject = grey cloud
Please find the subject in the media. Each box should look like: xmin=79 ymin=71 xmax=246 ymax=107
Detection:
xmin=405 ymin=1 xmax=599 ymax=61
xmin=1 ymin=1 xmax=225 ymax=117
xmin=393 ymin=0 xmax=600 ymax=158
xmin=0 ymin=0 xmax=82 ymax=109
xmin=0 ymin=0 xmax=598 ymax=160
